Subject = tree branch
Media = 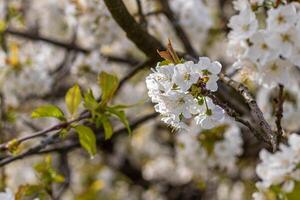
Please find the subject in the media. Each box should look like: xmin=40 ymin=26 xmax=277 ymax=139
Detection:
xmin=0 ymin=112 xmax=158 ymax=167
xmin=0 ymin=112 xmax=90 ymax=151
xmin=4 ymin=27 xmax=139 ymax=65
xmin=103 ymin=0 xmax=164 ymax=59
xmin=220 ymin=74 xmax=278 ymax=151
xmin=275 ymin=84 xmax=284 ymax=141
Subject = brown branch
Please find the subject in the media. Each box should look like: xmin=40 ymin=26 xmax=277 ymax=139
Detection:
xmin=103 ymin=0 xmax=164 ymax=59
xmin=275 ymin=84 xmax=284 ymax=140
xmin=0 ymin=112 xmax=90 ymax=151
xmin=0 ymin=112 xmax=158 ymax=167
xmin=220 ymin=74 xmax=278 ymax=151
xmin=5 ymin=27 xmax=89 ymax=53
xmin=0 ymin=132 xmax=61 ymax=167
xmin=135 ymin=0 xmax=147 ymax=28
xmin=4 ymin=27 xmax=139 ymax=65
xmin=117 ymin=59 xmax=157 ymax=92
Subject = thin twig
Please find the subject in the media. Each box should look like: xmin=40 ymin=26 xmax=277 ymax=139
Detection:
xmin=0 ymin=113 xmax=158 ymax=167
xmin=0 ymin=112 xmax=90 ymax=151
xmin=135 ymin=0 xmax=147 ymax=28
xmin=117 ymin=59 xmax=157 ymax=93
xmin=4 ymin=27 xmax=139 ymax=65
xmin=159 ymin=0 xmax=197 ymax=57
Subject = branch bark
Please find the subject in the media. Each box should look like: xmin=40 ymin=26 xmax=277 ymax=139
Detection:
xmin=0 ymin=112 xmax=158 ymax=167
xmin=4 ymin=28 xmax=139 ymax=65
xmin=103 ymin=0 xmax=164 ymax=59
xmin=220 ymin=74 xmax=278 ymax=151
xmin=275 ymin=84 xmax=284 ymax=141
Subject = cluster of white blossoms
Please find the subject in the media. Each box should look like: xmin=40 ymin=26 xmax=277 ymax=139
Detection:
xmin=210 ymin=125 xmax=244 ymax=171
xmin=146 ymin=57 xmax=225 ymax=130
xmin=169 ymin=0 xmax=213 ymax=53
xmin=65 ymin=0 xmax=121 ymax=48
xmin=0 ymin=42 xmax=58 ymax=106
xmin=253 ymin=133 xmax=300 ymax=198
xmin=228 ymin=0 xmax=300 ymax=88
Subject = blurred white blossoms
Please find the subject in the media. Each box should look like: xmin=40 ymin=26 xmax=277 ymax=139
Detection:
xmin=146 ymin=57 xmax=224 ymax=130
xmin=0 ymin=189 xmax=14 ymax=200
xmin=211 ymin=125 xmax=243 ymax=171
xmin=141 ymin=120 xmax=243 ymax=185
xmin=254 ymin=133 xmax=300 ymax=197
xmin=228 ymin=1 xmax=300 ymax=88
xmin=65 ymin=0 xmax=121 ymax=48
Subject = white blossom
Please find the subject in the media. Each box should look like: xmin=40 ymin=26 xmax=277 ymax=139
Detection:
xmin=146 ymin=58 xmax=224 ymax=130
xmin=0 ymin=189 xmax=14 ymax=200
xmin=257 ymin=58 xmax=291 ymax=88
xmin=228 ymin=8 xmax=258 ymax=40
xmin=267 ymin=4 xmax=297 ymax=32
xmin=255 ymin=133 xmax=300 ymax=194
xmin=194 ymin=98 xmax=225 ymax=129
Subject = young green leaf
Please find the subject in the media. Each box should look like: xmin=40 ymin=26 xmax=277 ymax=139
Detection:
xmin=7 ymin=139 xmax=21 ymax=155
xmin=107 ymin=107 xmax=131 ymax=135
xmin=65 ymin=84 xmax=82 ymax=117
xmin=74 ymin=125 xmax=97 ymax=157
xmin=16 ymin=184 xmax=47 ymax=200
xmin=31 ymin=105 xmax=65 ymax=121
xmin=83 ymin=89 xmax=99 ymax=112
xmin=98 ymin=72 xmax=119 ymax=106
xmin=101 ymin=115 xmax=113 ymax=140
xmin=34 ymin=156 xmax=65 ymax=187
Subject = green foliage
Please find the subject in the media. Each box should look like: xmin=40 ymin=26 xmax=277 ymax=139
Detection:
xmin=83 ymin=90 xmax=99 ymax=117
xmin=30 ymin=73 xmax=132 ymax=160
xmin=65 ymin=84 xmax=82 ymax=117
xmin=7 ymin=138 xmax=20 ymax=155
xmin=100 ymin=115 xmax=113 ymax=140
xmin=31 ymin=105 xmax=65 ymax=121
xmin=0 ymin=20 xmax=6 ymax=33
xmin=16 ymin=156 xmax=65 ymax=200
xmin=81 ymin=72 xmax=131 ymax=140
xmin=286 ymin=182 xmax=300 ymax=200
xmin=74 ymin=125 xmax=97 ymax=157
xmin=98 ymin=71 xmax=119 ymax=106
xmin=159 ymin=60 xmax=172 ymax=66
xmin=107 ymin=107 xmax=131 ymax=135
xmin=16 ymin=184 xmax=48 ymax=200
xmin=34 ymin=156 xmax=65 ymax=186
xmin=198 ymin=124 xmax=228 ymax=154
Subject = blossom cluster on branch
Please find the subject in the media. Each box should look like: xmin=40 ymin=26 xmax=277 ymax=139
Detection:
xmin=228 ymin=0 xmax=300 ymax=88
xmin=146 ymin=56 xmax=224 ymax=130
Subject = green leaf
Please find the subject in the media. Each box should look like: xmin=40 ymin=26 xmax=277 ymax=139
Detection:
xmin=101 ymin=116 xmax=113 ymax=140
xmin=7 ymin=139 xmax=20 ymax=155
xmin=83 ymin=89 xmax=99 ymax=112
xmin=65 ymin=84 xmax=82 ymax=117
xmin=109 ymin=100 xmax=144 ymax=110
xmin=75 ymin=125 xmax=97 ymax=157
xmin=286 ymin=181 xmax=300 ymax=200
xmin=159 ymin=60 xmax=172 ymax=66
xmin=98 ymin=72 xmax=119 ymax=106
xmin=16 ymin=184 xmax=47 ymax=200
xmin=31 ymin=105 xmax=65 ymax=121
xmin=34 ymin=156 xmax=65 ymax=188
xmin=107 ymin=107 xmax=131 ymax=135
